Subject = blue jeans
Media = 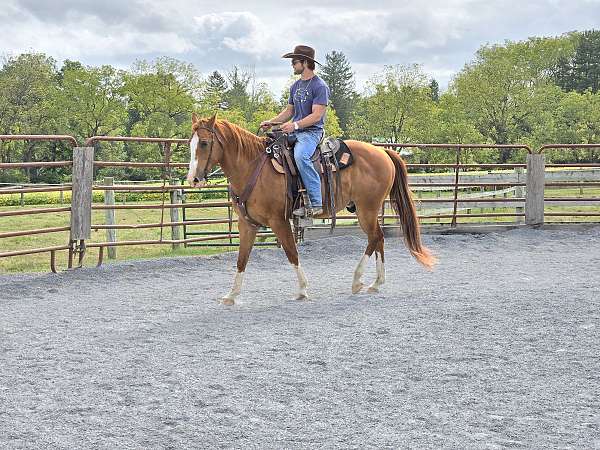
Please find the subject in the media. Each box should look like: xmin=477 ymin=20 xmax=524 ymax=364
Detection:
xmin=292 ymin=128 xmax=323 ymax=207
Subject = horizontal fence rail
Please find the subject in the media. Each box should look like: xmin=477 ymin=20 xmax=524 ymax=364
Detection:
xmin=1 ymin=134 xmax=599 ymax=271
xmin=0 ymin=134 xmax=78 ymax=147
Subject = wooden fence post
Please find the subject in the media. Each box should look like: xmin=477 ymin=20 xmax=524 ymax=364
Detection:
xmin=70 ymin=147 xmax=94 ymax=265
xmin=169 ymin=179 xmax=181 ymax=249
xmin=104 ymin=177 xmax=117 ymax=259
xmin=525 ymin=153 xmax=545 ymax=226
xmin=514 ymin=167 xmax=524 ymax=223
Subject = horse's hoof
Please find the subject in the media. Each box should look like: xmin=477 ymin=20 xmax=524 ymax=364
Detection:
xmin=221 ymin=297 xmax=235 ymax=306
xmin=295 ymin=293 xmax=309 ymax=301
xmin=352 ymin=283 xmax=364 ymax=294
xmin=367 ymin=286 xmax=379 ymax=293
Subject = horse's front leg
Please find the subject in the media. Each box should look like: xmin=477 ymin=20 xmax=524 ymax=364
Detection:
xmin=222 ymin=218 xmax=257 ymax=305
xmin=270 ymin=219 xmax=309 ymax=300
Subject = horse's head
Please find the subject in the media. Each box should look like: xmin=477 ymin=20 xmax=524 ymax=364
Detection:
xmin=186 ymin=113 xmax=225 ymax=187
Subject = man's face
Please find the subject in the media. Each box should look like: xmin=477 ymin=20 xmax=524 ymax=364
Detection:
xmin=292 ymin=59 xmax=304 ymax=75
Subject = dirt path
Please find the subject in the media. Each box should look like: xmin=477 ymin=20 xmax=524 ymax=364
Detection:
xmin=1 ymin=227 xmax=599 ymax=448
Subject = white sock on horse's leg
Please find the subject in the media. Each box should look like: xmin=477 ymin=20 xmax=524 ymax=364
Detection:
xmin=352 ymin=254 xmax=369 ymax=294
xmin=368 ymin=251 xmax=385 ymax=292
xmin=293 ymin=264 xmax=309 ymax=300
xmin=222 ymin=271 xmax=244 ymax=304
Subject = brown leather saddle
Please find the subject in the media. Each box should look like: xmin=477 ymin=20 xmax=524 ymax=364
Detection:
xmin=269 ymin=136 xmax=353 ymax=175
xmin=265 ymin=131 xmax=354 ymax=231
xmin=229 ymin=130 xmax=355 ymax=232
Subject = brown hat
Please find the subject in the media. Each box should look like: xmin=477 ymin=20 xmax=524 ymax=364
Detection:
xmin=282 ymin=45 xmax=322 ymax=66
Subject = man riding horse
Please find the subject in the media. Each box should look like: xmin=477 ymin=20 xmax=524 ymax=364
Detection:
xmin=260 ymin=45 xmax=330 ymax=217
xmin=187 ymin=47 xmax=436 ymax=304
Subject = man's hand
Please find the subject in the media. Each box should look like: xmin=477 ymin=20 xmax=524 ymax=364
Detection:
xmin=259 ymin=120 xmax=273 ymax=130
xmin=280 ymin=121 xmax=296 ymax=133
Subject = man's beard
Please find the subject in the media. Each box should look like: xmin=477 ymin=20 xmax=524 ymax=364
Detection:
xmin=293 ymin=67 xmax=303 ymax=75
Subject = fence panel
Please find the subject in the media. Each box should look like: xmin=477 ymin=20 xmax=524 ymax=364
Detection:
xmin=2 ymin=136 xmax=600 ymax=272
xmin=0 ymin=135 xmax=78 ymax=272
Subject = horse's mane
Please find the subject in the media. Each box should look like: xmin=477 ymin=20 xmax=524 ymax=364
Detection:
xmin=215 ymin=119 xmax=267 ymax=159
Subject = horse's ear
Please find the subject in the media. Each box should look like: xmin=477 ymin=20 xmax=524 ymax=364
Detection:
xmin=208 ymin=112 xmax=218 ymax=126
xmin=192 ymin=112 xmax=198 ymax=123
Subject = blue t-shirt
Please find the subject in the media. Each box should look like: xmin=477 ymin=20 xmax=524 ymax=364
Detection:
xmin=288 ymin=75 xmax=330 ymax=130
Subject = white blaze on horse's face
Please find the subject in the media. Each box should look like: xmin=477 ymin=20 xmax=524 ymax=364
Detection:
xmin=187 ymin=132 xmax=204 ymax=187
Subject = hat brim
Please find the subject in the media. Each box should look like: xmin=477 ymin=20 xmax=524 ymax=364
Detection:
xmin=281 ymin=53 xmax=322 ymax=66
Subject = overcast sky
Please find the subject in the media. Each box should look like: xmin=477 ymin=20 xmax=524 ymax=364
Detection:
xmin=1 ymin=0 xmax=599 ymax=95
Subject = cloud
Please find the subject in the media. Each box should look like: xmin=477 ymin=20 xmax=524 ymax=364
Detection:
xmin=192 ymin=12 xmax=271 ymax=57
xmin=0 ymin=15 xmax=192 ymax=61
xmin=12 ymin=0 xmax=176 ymax=33
xmin=291 ymin=4 xmax=481 ymax=62
xmin=2 ymin=0 xmax=600 ymax=94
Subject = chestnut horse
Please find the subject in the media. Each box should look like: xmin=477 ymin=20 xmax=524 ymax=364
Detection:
xmin=187 ymin=114 xmax=436 ymax=304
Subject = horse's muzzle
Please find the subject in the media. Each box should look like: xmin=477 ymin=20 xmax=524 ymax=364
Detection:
xmin=187 ymin=175 xmax=206 ymax=188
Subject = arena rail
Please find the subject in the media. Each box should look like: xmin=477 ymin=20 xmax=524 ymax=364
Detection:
xmin=0 ymin=135 xmax=81 ymax=271
xmin=538 ymin=144 xmax=600 ymax=221
xmin=2 ymin=135 xmax=599 ymax=272
xmin=368 ymin=143 xmax=534 ymax=228
xmin=84 ymin=136 xmax=275 ymax=267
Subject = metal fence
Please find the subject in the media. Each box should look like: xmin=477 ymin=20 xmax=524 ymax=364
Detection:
xmin=1 ymin=135 xmax=599 ymax=271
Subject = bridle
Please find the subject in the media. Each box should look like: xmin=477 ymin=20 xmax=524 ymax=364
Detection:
xmin=191 ymin=124 xmax=226 ymax=182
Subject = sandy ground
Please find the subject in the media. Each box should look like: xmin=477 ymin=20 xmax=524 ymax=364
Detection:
xmin=1 ymin=227 xmax=599 ymax=448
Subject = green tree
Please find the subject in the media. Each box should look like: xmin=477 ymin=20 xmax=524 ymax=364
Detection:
xmin=224 ymin=66 xmax=251 ymax=112
xmin=202 ymin=66 xmax=279 ymax=130
xmin=57 ymin=59 xmax=84 ymax=83
xmin=531 ymin=89 xmax=600 ymax=162
xmin=347 ymin=64 xmax=435 ymax=143
xmin=0 ymin=53 xmax=63 ymax=181
xmin=54 ymin=63 xmax=128 ymax=172
xmin=203 ymin=70 xmax=228 ymax=109
xmin=429 ymin=79 xmax=440 ymax=102
xmin=122 ymin=57 xmax=201 ymax=173
xmin=320 ymin=51 xmax=356 ymax=133
xmin=554 ymin=30 xmax=600 ymax=93
xmin=451 ymin=36 xmax=575 ymax=162
xmin=425 ymin=93 xmax=487 ymax=164
xmin=57 ymin=63 xmax=126 ymax=140
xmin=324 ymin=106 xmax=343 ymax=137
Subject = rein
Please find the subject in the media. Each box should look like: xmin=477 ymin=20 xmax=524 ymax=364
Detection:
xmin=229 ymin=151 xmax=270 ymax=228
xmin=193 ymin=122 xmax=269 ymax=228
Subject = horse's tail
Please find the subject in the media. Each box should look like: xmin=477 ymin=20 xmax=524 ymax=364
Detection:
xmin=384 ymin=149 xmax=437 ymax=270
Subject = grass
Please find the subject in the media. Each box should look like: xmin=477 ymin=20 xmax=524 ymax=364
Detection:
xmin=0 ymin=202 xmax=240 ymax=273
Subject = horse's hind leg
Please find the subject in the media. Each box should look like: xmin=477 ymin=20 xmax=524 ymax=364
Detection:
xmin=368 ymin=237 xmax=385 ymax=293
xmin=222 ymin=218 xmax=257 ymax=305
xmin=353 ymin=208 xmax=385 ymax=294
xmin=270 ymin=219 xmax=309 ymax=300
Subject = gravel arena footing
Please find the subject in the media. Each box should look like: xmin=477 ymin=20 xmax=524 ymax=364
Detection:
xmin=1 ymin=227 xmax=599 ymax=448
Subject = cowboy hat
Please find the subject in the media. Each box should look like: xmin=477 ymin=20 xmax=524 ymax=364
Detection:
xmin=282 ymin=45 xmax=322 ymax=66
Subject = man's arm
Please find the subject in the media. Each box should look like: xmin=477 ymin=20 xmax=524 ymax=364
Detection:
xmin=280 ymin=104 xmax=326 ymax=133
xmin=261 ymin=105 xmax=294 ymax=129
xmin=295 ymin=104 xmax=326 ymax=129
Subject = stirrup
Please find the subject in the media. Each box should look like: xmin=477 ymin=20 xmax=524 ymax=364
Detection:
xmin=293 ymin=206 xmax=323 ymax=217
